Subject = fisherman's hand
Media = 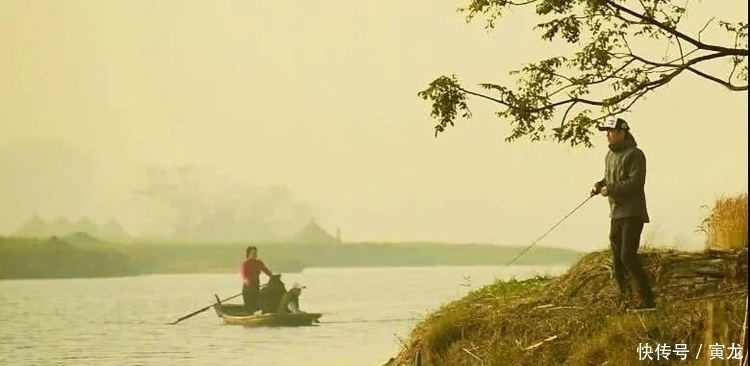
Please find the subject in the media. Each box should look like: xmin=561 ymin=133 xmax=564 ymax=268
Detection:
xmin=600 ymin=186 xmax=609 ymax=196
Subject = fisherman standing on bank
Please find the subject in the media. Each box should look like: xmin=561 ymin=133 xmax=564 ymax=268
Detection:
xmin=591 ymin=117 xmax=657 ymax=311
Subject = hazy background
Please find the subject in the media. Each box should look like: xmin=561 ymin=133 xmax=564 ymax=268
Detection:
xmin=1 ymin=0 xmax=747 ymax=250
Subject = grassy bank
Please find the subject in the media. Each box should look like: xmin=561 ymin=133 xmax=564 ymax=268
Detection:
xmin=385 ymin=194 xmax=749 ymax=366
xmin=386 ymin=248 xmax=748 ymax=366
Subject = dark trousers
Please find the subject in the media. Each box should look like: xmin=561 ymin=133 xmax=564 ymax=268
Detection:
xmin=242 ymin=285 xmax=260 ymax=313
xmin=609 ymin=218 xmax=655 ymax=306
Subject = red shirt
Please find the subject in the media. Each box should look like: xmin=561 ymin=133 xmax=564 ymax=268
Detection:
xmin=240 ymin=258 xmax=272 ymax=287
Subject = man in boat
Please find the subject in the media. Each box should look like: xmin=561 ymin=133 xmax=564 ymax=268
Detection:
xmin=591 ymin=117 xmax=656 ymax=312
xmin=260 ymin=274 xmax=287 ymax=314
xmin=278 ymin=283 xmax=305 ymax=314
xmin=241 ymin=246 xmax=273 ymax=314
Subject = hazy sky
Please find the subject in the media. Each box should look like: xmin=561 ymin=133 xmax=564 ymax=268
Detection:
xmin=1 ymin=0 xmax=747 ymax=251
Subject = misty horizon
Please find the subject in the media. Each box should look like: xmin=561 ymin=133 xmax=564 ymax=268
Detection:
xmin=1 ymin=0 xmax=747 ymax=252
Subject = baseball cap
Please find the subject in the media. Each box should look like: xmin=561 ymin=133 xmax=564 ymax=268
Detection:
xmin=597 ymin=117 xmax=630 ymax=131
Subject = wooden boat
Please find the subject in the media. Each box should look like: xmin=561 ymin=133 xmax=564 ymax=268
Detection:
xmin=212 ymin=303 xmax=322 ymax=327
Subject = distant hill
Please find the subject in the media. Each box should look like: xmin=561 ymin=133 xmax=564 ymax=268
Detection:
xmin=288 ymin=218 xmax=341 ymax=244
xmin=14 ymin=215 xmax=130 ymax=242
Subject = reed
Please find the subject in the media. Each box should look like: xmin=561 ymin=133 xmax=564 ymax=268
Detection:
xmin=700 ymin=193 xmax=748 ymax=250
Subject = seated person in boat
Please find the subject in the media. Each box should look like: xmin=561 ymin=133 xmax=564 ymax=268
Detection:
xmin=240 ymin=246 xmax=273 ymax=314
xmin=260 ymin=274 xmax=287 ymax=314
xmin=278 ymin=283 xmax=305 ymax=314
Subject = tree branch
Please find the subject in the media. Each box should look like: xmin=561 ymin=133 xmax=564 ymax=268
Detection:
xmin=697 ymin=17 xmax=716 ymax=43
xmin=628 ymin=50 xmax=738 ymax=72
xmin=686 ymin=66 xmax=749 ymax=91
xmin=423 ymin=0 xmax=748 ymax=145
xmin=605 ymin=0 xmax=748 ymax=56
xmin=728 ymin=31 xmax=744 ymax=83
xmin=675 ymin=34 xmax=686 ymax=64
xmin=582 ymin=58 xmax=638 ymax=85
xmin=462 ymin=51 xmax=735 ymax=116
xmin=560 ymin=101 xmax=578 ymax=128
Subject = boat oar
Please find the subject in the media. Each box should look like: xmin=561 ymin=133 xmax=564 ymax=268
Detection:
xmin=168 ymin=292 xmax=243 ymax=325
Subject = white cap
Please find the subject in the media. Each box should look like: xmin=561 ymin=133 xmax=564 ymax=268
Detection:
xmin=597 ymin=117 xmax=629 ymax=131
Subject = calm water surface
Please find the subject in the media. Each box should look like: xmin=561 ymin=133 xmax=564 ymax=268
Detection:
xmin=0 ymin=265 xmax=569 ymax=366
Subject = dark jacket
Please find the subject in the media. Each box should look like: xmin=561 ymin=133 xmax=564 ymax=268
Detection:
xmin=595 ymin=134 xmax=650 ymax=223
xmin=260 ymin=275 xmax=286 ymax=314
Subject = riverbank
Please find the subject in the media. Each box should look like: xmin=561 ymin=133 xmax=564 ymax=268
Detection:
xmin=0 ymin=234 xmax=584 ymax=280
xmin=385 ymin=248 xmax=748 ymax=366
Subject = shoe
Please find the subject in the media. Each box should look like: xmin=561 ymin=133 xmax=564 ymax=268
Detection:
xmin=627 ymin=295 xmax=657 ymax=312
xmin=614 ymin=291 xmax=631 ymax=311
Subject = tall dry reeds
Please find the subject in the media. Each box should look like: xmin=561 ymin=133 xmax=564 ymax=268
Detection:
xmin=700 ymin=193 xmax=748 ymax=250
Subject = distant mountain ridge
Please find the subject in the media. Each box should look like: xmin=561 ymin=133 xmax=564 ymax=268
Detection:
xmin=15 ymin=215 xmax=130 ymax=242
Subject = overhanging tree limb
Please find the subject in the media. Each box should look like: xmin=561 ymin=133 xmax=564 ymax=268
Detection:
xmin=685 ymin=66 xmax=749 ymax=91
xmin=419 ymin=0 xmax=748 ymax=147
xmin=605 ymin=0 xmax=747 ymax=56
xmin=461 ymin=51 xmax=738 ymax=113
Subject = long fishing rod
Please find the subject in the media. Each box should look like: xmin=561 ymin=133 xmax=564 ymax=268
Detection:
xmin=505 ymin=192 xmax=596 ymax=266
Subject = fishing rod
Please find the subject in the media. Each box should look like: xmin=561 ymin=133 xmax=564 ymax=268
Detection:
xmin=505 ymin=191 xmax=597 ymax=266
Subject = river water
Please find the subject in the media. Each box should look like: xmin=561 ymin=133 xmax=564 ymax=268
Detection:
xmin=0 ymin=265 xmax=570 ymax=366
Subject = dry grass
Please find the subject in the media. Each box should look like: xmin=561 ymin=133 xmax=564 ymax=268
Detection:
xmin=700 ymin=193 xmax=748 ymax=250
xmin=387 ymin=248 xmax=748 ymax=366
